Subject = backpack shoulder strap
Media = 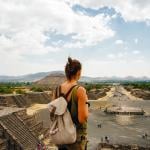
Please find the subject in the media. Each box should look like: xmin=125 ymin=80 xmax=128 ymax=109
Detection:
xmin=55 ymin=85 xmax=63 ymax=98
xmin=55 ymin=84 xmax=78 ymax=99
xmin=65 ymin=85 xmax=78 ymax=99
xmin=55 ymin=86 xmax=59 ymax=98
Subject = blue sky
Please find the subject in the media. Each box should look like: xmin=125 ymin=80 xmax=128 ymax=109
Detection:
xmin=0 ymin=0 xmax=150 ymax=77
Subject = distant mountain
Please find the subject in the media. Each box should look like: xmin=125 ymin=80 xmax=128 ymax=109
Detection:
xmin=0 ymin=71 xmax=64 ymax=82
xmin=0 ymin=71 xmax=150 ymax=82
xmin=80 ymin=76 xmax=150 ymax=82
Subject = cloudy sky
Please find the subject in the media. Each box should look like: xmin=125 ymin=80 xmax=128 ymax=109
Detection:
xmin=0 ymin=0 xmax=150 ymax=77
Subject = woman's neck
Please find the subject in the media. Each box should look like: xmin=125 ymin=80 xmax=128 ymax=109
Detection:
xmin=66 ymin=79 xmax=77 ymax=84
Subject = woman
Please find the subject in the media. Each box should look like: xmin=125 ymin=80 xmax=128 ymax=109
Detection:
xmin=54 ymin=57 xmax=89 ymax=150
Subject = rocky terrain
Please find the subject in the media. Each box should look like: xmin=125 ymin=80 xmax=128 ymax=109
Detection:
xmin=0 ymin=92 xmax=52 ymax=108
xmin=88 ymin=87 xmax=110 ymax=100
xmin=0 ymin=91 xmax=55 ymax=149
xmin=130 ymin=89 xmax=150 ymax=100
xmin=125 ymin=86 xmax=150 ymax=100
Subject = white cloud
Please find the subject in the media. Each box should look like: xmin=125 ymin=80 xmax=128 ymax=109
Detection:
xmin=134 ymin=38 xmax=138 ymax=44
xmin=132 ymin=50 xmax=140 ymax=54
xmin=83 ymin=58 xmax=149 ymax=77
xmin=62 ymin=14 xmax=114 ymax=48
xmin=115 ymin=40 xmax=124 ymax=45
xmin=107 ymin=54 xmax=116 ymax=59
xmin=107 ymin=52 xmax=127 ymax=59
xmin=117 ymin=52 xmax=125 ymax=58
xmin=0 ymin=0 xmax=115 ymax=54
xmin=73 ymin=0 xmax=150 ymax=23
xmin=0 ymin=0 xmax=115 ymax=74
xmin=0 ymin=0 xmax=149 ymax=76
xmin=0 ymin=0 xmax=115 ymax=75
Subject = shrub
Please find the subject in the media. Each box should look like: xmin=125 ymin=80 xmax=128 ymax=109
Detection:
xmin=15 ymin=89 xmax=26 ymax=94
xmin=31 ymin=87 xmax=43 ymax=92
xmin=0 ymin=87 xmax=13 ymax=94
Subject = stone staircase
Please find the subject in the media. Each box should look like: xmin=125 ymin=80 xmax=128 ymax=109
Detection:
xmin=0 ymin=114 xmax=40 ymax=149
xmin=11 ymin=95 xmax=27 ymax=108
xmin=0 ymin=92 xmax=51 ymax=108
xmin=30 ymin=122 xmax=43 ymax=135
xmin=14 ymin=109 xmax=45 ymax=136
xmin=21 ymin=115 xmax=36 ymax=126
xmin=24 ymin=92 xmax=51 ymax=105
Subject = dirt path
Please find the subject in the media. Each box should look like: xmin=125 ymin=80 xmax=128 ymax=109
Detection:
xmin=88 ymin=87 xmax=115 ymax=110
xmin=119 ymin=86 xmax=143 ymax=100
xmin=88 ymin=86 xmax=143 ymax=110
xmin=27 ymin=103 xmax=48 ymax=115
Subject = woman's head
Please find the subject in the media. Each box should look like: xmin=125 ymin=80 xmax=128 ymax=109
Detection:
xmin=65 ymin=57 xmax=82 ymax=81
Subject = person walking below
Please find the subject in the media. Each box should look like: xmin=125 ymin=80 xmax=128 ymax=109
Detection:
xmin=54 ymin=57 xmax=89 ymax=150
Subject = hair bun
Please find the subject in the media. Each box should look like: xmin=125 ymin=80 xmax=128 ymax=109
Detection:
xmin=68 ymin=57 xmax=72 ymax=65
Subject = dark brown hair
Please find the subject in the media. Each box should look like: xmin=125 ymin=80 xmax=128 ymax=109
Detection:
xmin=65 ymin=57 xmax=82 ymax=80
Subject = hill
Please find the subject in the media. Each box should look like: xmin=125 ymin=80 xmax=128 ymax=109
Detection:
xmin=35 ymin=72 xmax=66 ymax=88
xmin=0 ymin=71 xmax=64 ymax=82
xmin=0 ymin=71 xmax=150 ymax=83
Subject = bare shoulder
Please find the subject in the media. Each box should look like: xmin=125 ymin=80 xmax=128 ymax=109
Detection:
xmin=77 ymin=86 xmax=87 ymax=94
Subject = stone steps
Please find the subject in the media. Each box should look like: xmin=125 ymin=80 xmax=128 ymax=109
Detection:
xmin=12 ymin=95 xmax=26 ymax=108
xmin=30 ymin=122 xmax=43 ymax=135
xmin=0 ymin=114 xmax=40 ymax=149
xmin=23 ymin=115 xmax=36 ymax=126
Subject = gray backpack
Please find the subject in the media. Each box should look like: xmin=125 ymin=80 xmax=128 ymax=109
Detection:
xmin=47 ymin=85 xmax=77 ymax=145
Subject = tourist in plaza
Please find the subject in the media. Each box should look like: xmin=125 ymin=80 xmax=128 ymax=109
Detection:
xmin=54 ymin=57 xmax=89 ymax=150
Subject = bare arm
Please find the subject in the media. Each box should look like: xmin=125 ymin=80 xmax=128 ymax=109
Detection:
xmin=77 ymin=87 xmax=89 ymax=124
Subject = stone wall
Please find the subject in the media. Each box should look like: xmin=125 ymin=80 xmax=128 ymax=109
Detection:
xmin=124 ymin=86 xmax=150 ymax=100
xmin=0 ymin=92 xmax=52 ymax=108
xmin=88 ymin=88 xmax=110 ymax=100
xmin=131 ymin=89 xmax=150 ymax=100
xmin=0 ymin=95 xmax=15 ymax=107
xmin=0 ymin=106 xmax=49 ymax=149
